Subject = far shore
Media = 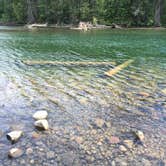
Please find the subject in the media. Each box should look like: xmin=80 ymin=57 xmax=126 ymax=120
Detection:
xmin=0 ymin=22 xmax=165 ymax=30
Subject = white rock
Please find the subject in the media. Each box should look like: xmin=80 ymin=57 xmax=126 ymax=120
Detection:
xmin=34 ymin=119 xmax=49 ymax=130
xmin=94 ymin=118 xmax=105 ymax=128
xmin=119 ymin=145 xmax=127 ymax=152
xmin=8 ymin=148 xmax=23 ymax=158
xmin=33 ymin=111 xmax=48 ymax=120
xmin=6 ymin=131 xmax=23 ymax=142
xmin=135 ymin=130 xmax=144 ymax=141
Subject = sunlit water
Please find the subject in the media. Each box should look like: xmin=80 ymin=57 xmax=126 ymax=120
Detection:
xmin=0 ymin=27 xmax=166 ymax=164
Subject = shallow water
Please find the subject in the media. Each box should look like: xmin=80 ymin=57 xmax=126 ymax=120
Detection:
xmin=0 ymin=27 xmax=166 ymax=165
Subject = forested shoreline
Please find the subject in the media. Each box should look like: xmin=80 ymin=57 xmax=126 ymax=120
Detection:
xmin=0 ymin=0 xmax=166 ymax=27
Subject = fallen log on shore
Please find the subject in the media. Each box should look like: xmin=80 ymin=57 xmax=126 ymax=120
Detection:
xmin=27 ymin=23 xmax=48 ymax=29
xmin=23 ymin=60 xmax=116 ymax=66
xmin=105 ymin=59 xmax=134 ymax=77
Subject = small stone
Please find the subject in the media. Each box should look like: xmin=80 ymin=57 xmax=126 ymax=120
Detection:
xmin=97 ymin=142 xmax=102 ymax=146
xmin=32 ymin=132 xmax=40 ymax=139
xmin=94 ymin=118 xmax=106 ymax=128
xmin=91 ymin=129 xmax=97 ymax=135
xmin=119 ymin=145 xmax=127 ymax=152
xmin=135 ymin=130 xmax=144 ymax=141
xmin=162 ymin=89 xmax=166 ymax=95
xmin=74 ymin=136 xmax=83 ymax=144
xmin=106 ymin=122 xmax=111 ymax=128
xmin=120 ymin=162 xmax=128 ymax=166
xmin=108 ymin=136 xmax=120 ymax=144
xmin=8 ymin=148 xmax=23 ymax=158
xmin=47 ymin=151 xmax=55 ymax=159
xmin=26 ymin=148 xmax=33 ymax=155
xmin=111 ymin=161 xmax=116 ymax=166
xmin=34 ymin=119 xmax=49 ymax=130
xmin=123 ymin=139 xmax=133 ymax=149
xmin=33 ymin=111 xmax=48 ymax=120
xmin=139 ymin=92 xmax=150 ymax=97
xmin=30 ymin=159 xmax=35 ymax=164
xmin=6 ymin=131 xmax=23 ymax=143
xmin=142 ymin=158 xmax=151 ymax=166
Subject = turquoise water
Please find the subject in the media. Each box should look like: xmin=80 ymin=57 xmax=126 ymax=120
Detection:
xmin=0 ymin=27 xmax=165 ymax=164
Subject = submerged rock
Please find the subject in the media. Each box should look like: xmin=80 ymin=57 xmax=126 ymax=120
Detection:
xmin=135 ymin=130 xmax=144 ymax=142
xmin=108 ymin=136 xmax=120 ymax=144
xmin=139 ymin=92 xmax=150 ymax=97
xmin=74 ymin=136 xmax=84 ymax=144
xmin=8 ymin=148 xmax=23 ymax=158
xmin=94 ymin=118 xmax=107 ymax=128
xmin=6 ymin=131 xmax=23 ymax=143
xmin=26 ymin=148 xmax=33 ymax=155
xmin=32 ymin=132 xmax=40 ymax=139
xmin=33 ymin=111 xmax=48 ymax=120
xmin=34 ymin=120 xmax=49 ymax=130
xmin=123 ymin=139 xmax=133 ymax=149
xmin=119 ymin=145 xmax=127 ymax=152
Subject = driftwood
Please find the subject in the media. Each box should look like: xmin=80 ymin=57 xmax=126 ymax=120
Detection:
xmin=23 ymin=60 xmax=116 ymax=66
xmin=105 ymin=59 xmax=134 ymax=77
xmin=27 ymin=23 xmax=48 ymax=29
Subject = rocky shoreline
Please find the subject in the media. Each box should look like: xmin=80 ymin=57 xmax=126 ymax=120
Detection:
xmin=0 ymin=108 xmax=165 ymax=166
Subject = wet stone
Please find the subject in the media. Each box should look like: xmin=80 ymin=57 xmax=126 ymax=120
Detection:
xmin=29 ymin=159 xmax=35 ymax=164
xmin=135 ymin=130 xmax=144 ymax=142
xmin=8 ymin=148 xmax=23 ymax=158
xmin=47 ymin=151 xmax=55 ymax=159
xmin=139 ymin=92 xmax=150 ymax=97
xmin=93 ymin=118 xmax=107 ymax=129
xmin=34 ymin=119 xmax=49 ymax=130
xmin=32 ymin=132 xmax=40 ymax=139
xmin=73 ymin=136 xmax=84 ymax=144
xmin=26 ymin=148 xmax=33 ymax=155
xmin=123 ymin=139 xmax=133 ymax=149
xmin=142 ymin=158 xmax=151 ymax=166
xmin=119 ymin=145 xmax=127 ymax=152
xmin=33 ymin=111 xmax=48 ymax=120
xmin=108 ymin=136 xmax=120 ymax=144
xmin=6 ymin=131 xmax=23 ymax=143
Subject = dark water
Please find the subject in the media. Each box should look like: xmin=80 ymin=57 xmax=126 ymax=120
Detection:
xmin=0 ymin=27 xmax=166 ymax=165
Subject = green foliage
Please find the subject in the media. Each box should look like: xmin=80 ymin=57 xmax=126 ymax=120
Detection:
xmin=80 ymin=2 xmax=90 ymax=21
xmin=12 ymin=0 xmax=26 ymax=23
xmin=0 ymin=0 xmax=165 ymax=26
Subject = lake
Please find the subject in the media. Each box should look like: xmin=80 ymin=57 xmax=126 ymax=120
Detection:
xmin=0 ymin=27 xmax=166 ymax=165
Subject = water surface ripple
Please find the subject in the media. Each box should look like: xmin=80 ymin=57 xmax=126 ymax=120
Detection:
xmin=0 ymin=27 xmax=166 ymax=165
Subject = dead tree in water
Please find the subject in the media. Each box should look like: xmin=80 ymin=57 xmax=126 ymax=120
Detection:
xmin=154 ymin=0 xmax=162 ymax=27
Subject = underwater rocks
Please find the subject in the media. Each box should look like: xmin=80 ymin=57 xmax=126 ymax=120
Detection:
xmin=93 ymin=118 xmax=109 ymax=129
xmin=135 ymin=130 xmax=144 ymax=142
xmin=6 ymin=131 xmax=23 ymax=143
xmin=4 ymin=111 xmax=49 ymax=159
xmin=34 ymin=119 xmax=49 ymax=130
xmin=123 ymin=139 xmax=133 ymax=149
xmin=26 ymin=148 xmax=33 ymax=155
xmin=119 ymin=145 xmax=127 ymax=152
xmin=8 ymin=148 xmax=23 ymax=158
xmin=33 ymin=111 xmax=48 ymax=120
xmin=108 ymin=136 xmax=120 ymax=144
xmin=33 ymin=111 xmax=49 ymax=130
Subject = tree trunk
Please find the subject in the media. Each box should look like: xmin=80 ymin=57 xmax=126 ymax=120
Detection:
xmin=27 ymin=0 xmax=35 ymax=24
xmin=154 ymin=0 xmax=162 ymax=27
